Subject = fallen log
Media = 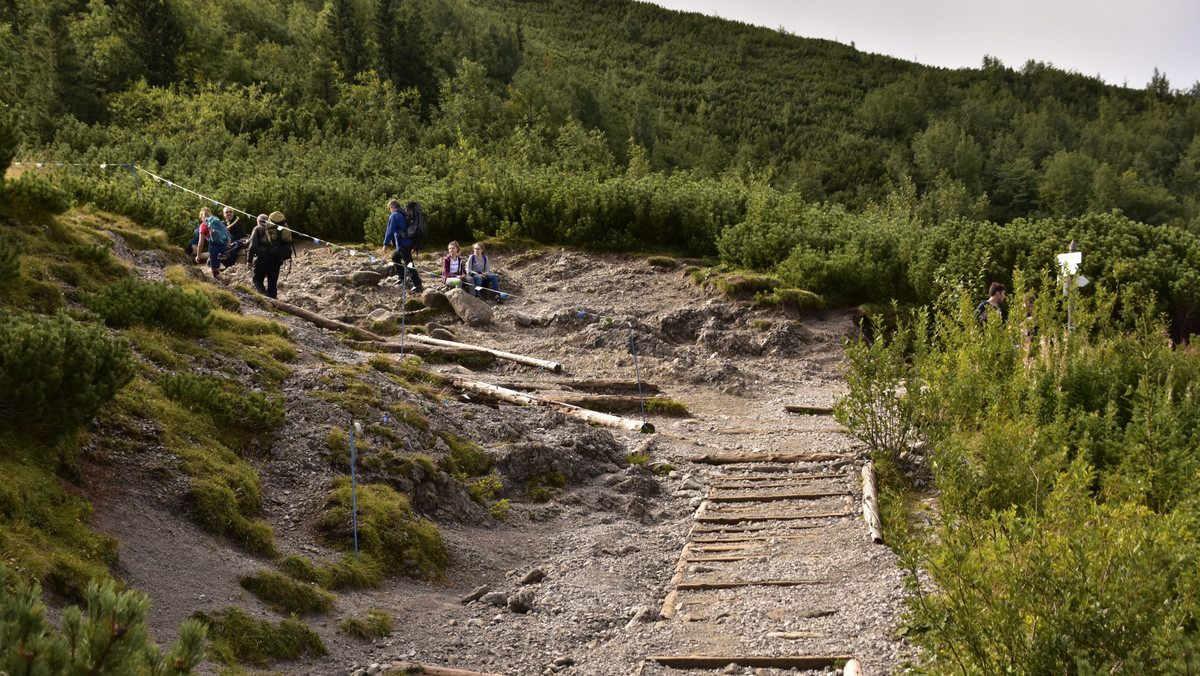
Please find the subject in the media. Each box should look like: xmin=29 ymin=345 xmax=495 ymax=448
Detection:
xmin=255 ymin=295 xmax=390 ymax=341
xmin=450 ymin=377 xmax=653 ymax=433
xmin=405 ymin=332 xmax=563 ymax=373
xmin=648 ymin=656 xmax=853 ymax=670
xmin=785 ymin=404 xmax=834 ymax=415
xmin=693 ymin=452 xmax=848 ymax=465
xmin=544 ymin=393 xmax=675 ymax=413
xmin=495 ymin=378 xmax=660 ymax=393
xmin=675 ymin=579 xmax=830 ymax=590
xmin=389 ymin=662 xmax=509 ymax=676
xmin=342 ymin=338 xmax=492 ymax=361
xmin=862 ymin=462 xmax=884 ymax=544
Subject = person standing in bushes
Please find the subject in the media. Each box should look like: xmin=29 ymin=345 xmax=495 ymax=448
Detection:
xmin=194 ymin=206 xmax=229 ymax=282
xmin=975 ymin=282 xmax=1006 ymax=323
xmin=247 ymin=213 xmax=283 ymax=299
xmin=383 ymin=198 xmax=422 ymax=293
xmin=466 ymin=242 xmax=501 ymax=302
xmin=442 ymin=241 xmax=469 ymax=289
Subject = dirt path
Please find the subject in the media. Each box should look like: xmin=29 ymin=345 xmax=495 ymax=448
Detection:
xmin=83 ymin=242 xmax=916 ymax=675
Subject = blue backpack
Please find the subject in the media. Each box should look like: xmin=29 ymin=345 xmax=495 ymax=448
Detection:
xmin=205 ymin=215 xmax=230 ymax=247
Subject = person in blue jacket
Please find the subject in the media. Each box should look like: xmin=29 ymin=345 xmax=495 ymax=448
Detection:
xmin=383 ymin=199 xmax=422 ymax=292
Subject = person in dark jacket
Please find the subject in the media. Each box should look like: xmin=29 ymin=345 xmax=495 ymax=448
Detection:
xmin=246 ymin=212 xmax=284 ymax=299
xmin=975 ymin=282 xmax=1006 ymax=323
xmin=383 ymin=199 xmax=422 ymax=292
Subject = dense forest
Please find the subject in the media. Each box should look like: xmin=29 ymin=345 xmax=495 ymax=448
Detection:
xmin=3 ymin=0 xmax=1199 ymax=330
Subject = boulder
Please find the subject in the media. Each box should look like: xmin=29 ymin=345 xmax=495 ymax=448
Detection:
xmin=421 ymin=289 xmax=452 ymax=313
xmin=352 ymin=270 xmax=383 ymax=286
xmin=446 ymin=288 xmax=493 ymax=327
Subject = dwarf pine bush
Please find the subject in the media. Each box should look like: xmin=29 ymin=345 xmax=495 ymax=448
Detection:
xmin=0 ymin=310 xmax=134 ymax=440
xmin=89 ymin=277 xmax=211 ymax=335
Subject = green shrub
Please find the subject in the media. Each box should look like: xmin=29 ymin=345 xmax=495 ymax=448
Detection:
xmin=194 ymin=606 xmax=326 ymax=668
xmin=0 ymin=172 xmax=72 ymax=220
xmin=159 ymin=373 xmax=284 ymax=433
xmin=0 ymin=566 xmax=208 ymax=675
xmin=775 ymin=287 xmax=826 ymax=311
xmin=646 ymin=256 xmax=677 ymax=269
xmin=0 ymin=232 xmax=21 ymax=283
xmin=88 ymin=277 xmax=211 ymax=335
xmin=339 ymin=608 xmax=393 ymax=640
xmin=190 ymin=479 xmax=278 ymax=557
xmin=714 ymin=272 xmax=781 ymax=298
xmin=526 ymin=471 xmax=566 ymax=503
xmin=437 ymin=431 xmax=494 ymax=477
xmin=68 ymin=242 xmax=116 ymax=269
xmin=279 ymin=554 xmax=384 ymax=590
xmin=0 ymin=310 xmax=134 ymax=440
xmin=317 ymin=478 xmax=449 ymax=578
xmin=239 ymin=571 xmax=335 ymax=615
xmin=645 ymin=397 xmax=689 ymax=416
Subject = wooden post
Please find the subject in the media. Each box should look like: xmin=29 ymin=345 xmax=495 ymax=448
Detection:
xmin=862 ymin=462 xmax=884 ymax=544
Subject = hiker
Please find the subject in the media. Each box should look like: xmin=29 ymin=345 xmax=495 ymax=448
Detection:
xmin=247 ymin=212 xmax=284 ymax=299
xmin=466 ymin=242 xmax=501 ymax=302
xmin=194 ymin=206 xmax=229 ymax=281
xmin=217 ymin=207 xmax=247 ymax=268
xmin=383 ymin=198 xmax=422 ymax=293
xmin=975 ymin=282 xmax=1006 ymax=323
xmin=222 ymin=206 xmax=246 ymax=241
xmin=442 ymin=241 xmax=470 ymax=289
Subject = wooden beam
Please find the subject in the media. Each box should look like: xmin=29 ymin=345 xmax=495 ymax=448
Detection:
xmin=648 ymin=655 xmax=852 ymax=670
xmin=691 ymin=523 xmax=820 ymax=534
xmin=404 ymin=332 xmax=563 ymax=373
xmin=255 ymin=295 xmax=390 ymax=341
xmin=785 ymin=404 xmax=835 ymax=415
xmin=389 ymin=662 xmax=510 ymax=676
xmin=862 ymin=462 xmax=884 ymax=544
xmin=696 ymin=512 xmax=846 ymax=524
xmin=692 ymin=535 xmax=815 ymax=544
xmin=676 ymin=580 xmax=831 ymax=590
xmin=708 ymin=491 xmax=850 ymax=503
xmin=450 ymin=377 xmax=652 ymax=433
xmin=693 ymin=452 xmax=848 ymax=465
xmin=342 ymin=338 xmax=492 ymax=362
xmin=496 ymin=378 xmax=661 ymax=393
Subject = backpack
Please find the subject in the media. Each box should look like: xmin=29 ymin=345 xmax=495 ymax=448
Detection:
xmin=405 ymin=202 xmax=427 ymax=243
xmin=262 ymin=225 xmax=294 ymax=261
xmin=205 ymin=215 xmax=230 ymax=247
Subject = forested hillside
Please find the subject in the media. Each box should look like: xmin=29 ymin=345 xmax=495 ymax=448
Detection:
xmin=2 ymin=0 xmax=1200 ymax=328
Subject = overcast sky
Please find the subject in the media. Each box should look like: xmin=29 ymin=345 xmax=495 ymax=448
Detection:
xmin=642 ymin=0 xmax=1200 ymax=91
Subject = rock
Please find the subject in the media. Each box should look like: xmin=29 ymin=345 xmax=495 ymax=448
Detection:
xmin=366 ymin=664 xmax=383 ymax=676
xmin=446 ymin=288 xmax=493 ymax=326
xmin=480 ymin=591 xmax=508 ymax=607
xmin=520 ymin=568 xmax=547 ymax=584
xmin=353 ymin=270 xmax=384 ymax=286
xmin=462 ymin=585 xmax=490 ymax=604
xmin=553 ymin=656 xmax=574 ymax=666
xmin=624 ymin=605 xmax=658 ymax=628
xmin=508 ymin=589 xmax=534 ymax=613
xmin=429 ymin=327 xmax=456 ymax=341
xmin=367 ymin=309 xmax=397 ymax=323
xmin=659 ymin=308 xmax=706 ymax=343
xmin=421 ymin=289 xmax=452 ymax=312
xmin=514 ymin=311 xmax=538 ymax=327
xmin=351 ymin=669 xmax=367 ymax=676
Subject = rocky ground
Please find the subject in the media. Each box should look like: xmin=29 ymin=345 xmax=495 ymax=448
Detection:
xmin=83 ymin=240 xmax=918 ymax=675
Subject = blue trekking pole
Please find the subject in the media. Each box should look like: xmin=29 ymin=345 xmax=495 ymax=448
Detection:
xmin=627 ymin=322 xmax=654 ymax=434
xmin=350 ymin=421 xmax=361 ymax=561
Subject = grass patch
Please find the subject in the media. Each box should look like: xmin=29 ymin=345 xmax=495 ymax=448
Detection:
xmin=750 ymin=319 xmax=772 ymax=331
xmin=526 ymin=471 xmax=566 ymax=503
xmin=194 ymin=607 xmax=327 ymax=667
xmin=278 ymin=554 xmax=385 ymax=590
xmin=239 ymin=570 xmax=336 ymax=615
xmin=645 ymin=397 xmax=689 ymax=416
xmin=646 ymin=256 xmax=678 ymax=269
xmin=317 ymin=478 xmax=449 ymax=579
xmin=339 ymin=608 xmax=394 ymax=640
xmin=436 ymin=431 xmax=494 ymax=478
xmin=715 ymin=273 xmax=782 ymax=298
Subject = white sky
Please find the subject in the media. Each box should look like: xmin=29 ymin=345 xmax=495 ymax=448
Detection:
xmin=642 ymin=0 xmax=1200 ymax=91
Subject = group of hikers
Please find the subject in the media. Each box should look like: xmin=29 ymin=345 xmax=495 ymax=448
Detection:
xmin=189 ymin=199 xmax=504 ymax=303
xmin=189 ymin=207 xmax=293 ymax=298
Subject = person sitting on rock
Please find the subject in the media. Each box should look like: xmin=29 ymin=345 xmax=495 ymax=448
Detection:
xmin=442 ymin=240 xmax=470 ymax=290
xmin=466 ymin=242 xmax=501 ymax=303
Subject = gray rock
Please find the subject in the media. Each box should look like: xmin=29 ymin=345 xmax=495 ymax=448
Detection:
xmin=659 ymin=308 xmax=706 ymax=343
xmin=353 ymin=270 xmax=384 ymax=286
xmin=446 ymin=288 xmax=493 ymax=327
xmin=513 ymin=311 xmax=538 ymax=327
xmin=429 ymin=327 xmax=457 ymax=342
xmin=461 ymin=585 xmax=490 ymax=604
xmin=367 ymin=309 xmax=397 ymax=323
xmin=480 ymin=591 xmax=508 ymax=607
xmin=421 ymin=289 xmax=452 ymax=312
xmin=508 ymin=589 xmax=535 ymax=613
xmin=520 ymin=568 xmax=546 ymax=585
xmin=624 ymin=605 xmax=658 ymax=628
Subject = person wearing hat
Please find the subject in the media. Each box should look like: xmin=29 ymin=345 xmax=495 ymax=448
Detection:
xmin=383 ymin=199 xmax=423 ymax=293
xmin=246 ymin=212 xmax=286 ymax=299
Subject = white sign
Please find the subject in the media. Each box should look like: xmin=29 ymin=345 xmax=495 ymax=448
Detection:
xmin=1056 ymin=251 xmax=1082 ymax=275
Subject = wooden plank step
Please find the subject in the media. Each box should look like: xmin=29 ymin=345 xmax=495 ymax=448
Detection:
xmin=697 ymin=512 xmax=847 ymax=524
xmin=708 ymin=491 xmax=850 ymax=503
xmin=676 ymin=579 xmax=831 ymax=590
xmin=692 ymin=534 xmax=816 ymax=543
xmin=694 ymin=452 xmax=848 ymax=465
xmin=712 ymin=473 xmax=848 ymax=482
xmin=647 ymin=655 xmax=852 ymax=670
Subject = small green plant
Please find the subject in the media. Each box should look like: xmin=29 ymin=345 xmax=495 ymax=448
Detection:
xmin=0 ymin=566 xmax=208 ymax=675
xmin=279 ymin=553 xmax=385 ymax=590
xmin=0 ymin=232 xmax=22 ymax=283
xmin=190 ymin=479 xmax=278 ymax=557
xmin=627 ymin=452 xmax=650 ymax=466
xmin=317 ymin=478 xmax=449 ymax=578
xmin=776 ymin=287 xmax=826 ymax=311
xmin=339 ymin=607 xmax=394 ymax=639
xmin=437 ymin=431 xmax=494 ymax=477
xmin=688 ymin=266 xmax=709 ymax=285
xmin=469 ymin=474 xmax=503 ymax=505
xmin=87 ymin=277 xmax=212 ymax=335
xmin=526 ymin=471 xmax=567 ymax=503
xmin=489 ymin=498 xmax=511 ymax=520
xmin=324 ymin=427 xmax=351 ymax=470
xmin=750 ymin=319 xmax=772 ymax=331
xmin=647 ymin=256 xmax=678 ymax=269
xmin=715 ymin=273 xmax=781 ymax=298
xmin=645 ymin=397 xmax=689 ymax=416
xmin=239 ymin=570 xmax=336 ymax=615
xmin=194 ymin=606 xmax=326 ymax=668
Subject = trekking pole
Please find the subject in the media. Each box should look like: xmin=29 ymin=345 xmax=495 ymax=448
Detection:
xmin=627 ymin=322 xmax=654 ymax=434
xmin=350 ymin=421 xmax=361 ymax=561
xmin=400 ymin=265 xmax=408 ymax=357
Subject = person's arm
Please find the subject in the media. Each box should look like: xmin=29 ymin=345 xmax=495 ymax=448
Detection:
xmin=195 ymin=223 xmax=207 ymax=262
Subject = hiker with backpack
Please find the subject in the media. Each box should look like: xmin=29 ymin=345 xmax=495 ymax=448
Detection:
xmin=246 ymin=211 xmax=293 ymax=299
xmin=383 ymin=198 xmax=424 ymax=293
xmin=194 ymin=206 xmax=231 ymax=282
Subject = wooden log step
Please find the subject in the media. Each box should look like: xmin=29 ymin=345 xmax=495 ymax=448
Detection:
xmin=648 ymin=655 xmax=853 ymax=671
xmin=390 ymin=662 xmax=509 ymax=676
xmin=709 ymin=504 xmax=846 ymax=514
xmin=684 ymin=555 xmax=766 ymax=563
xmin=691 ymin=544 xmax=755 ymax=552
xmin=692 ymin=534 xmax=816 ymax=544
xmin=696 ymin=512 xmax=846 ymax=524
xmin=716 ymin=427 xmax=846 ymax=434
xmin=676 ymin=580 xmax=831 ymax=590
xmin=691 ymin=523 xmax=820 ymax=534
xmin=496 ymin=378 xmax=661 ymax=393
xmin=713 ymin=473 xmax=849 ymax=482
xmin=694 ymin=452 xmax=848 ymax=465
xmin=784 ymin=404 xmax=835 ymax=415
xmin=708 ymin=491 xmax=850 ymax=503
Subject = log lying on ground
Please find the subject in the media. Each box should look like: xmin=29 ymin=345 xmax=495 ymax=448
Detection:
xmin=342 ymin=338 xmax=492 ymax=361
xmin=405 ymin=332 xmax=563 ymax=373
xmin=693 ymin=452 xmax=848 ymax=465
xmin=389 ymin=662 xmax=509 ymax=676
xmin=495 ymin=378 xmax=660 ymax=393
xmin=543 ymin=393 xmax=676 ymax=413
xmin=785 ymin=404 xmax=835 ymax=415
xmin=450 ymin=376 xmax=652 ymax=432
xmin=648 ymin=656 xmax=854 ymax=671
xmin=255 ymin=295 xmax=390 ymax=341
xmin=862 ymin=462 xmax=884 ymax=544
